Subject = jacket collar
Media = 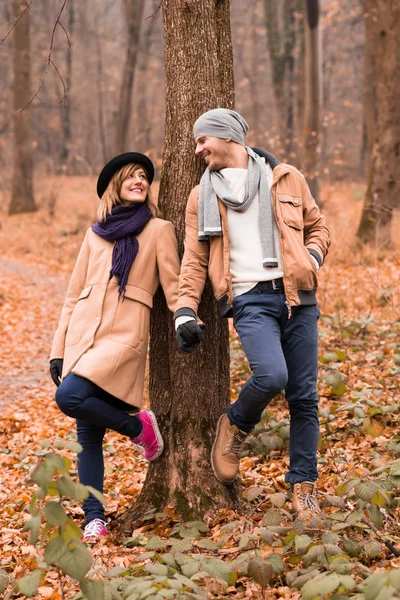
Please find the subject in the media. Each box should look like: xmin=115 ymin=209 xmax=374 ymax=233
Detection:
xmin=252 ymin=147 xmax=293 ymax=185
xmin=252 ymin=147 xmax=281 ymax=169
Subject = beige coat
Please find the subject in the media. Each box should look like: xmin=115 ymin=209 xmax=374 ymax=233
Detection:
xmin=51 ymin=218 xmax=180 ymax=408
xmin=176 ymin=163 xmax=330 ymax=316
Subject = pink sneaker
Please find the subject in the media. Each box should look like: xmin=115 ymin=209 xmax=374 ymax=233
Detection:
xmin=131 ymin=409 xmax=164 ymax=461
xmin=82 ymin=519 xmax=107 ymax=543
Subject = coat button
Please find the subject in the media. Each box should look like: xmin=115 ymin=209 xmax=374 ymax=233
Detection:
xmin=294 ymin=199 xmax=299 ymax=205
xmin=280 ymin=197 xmax=285 ymax=201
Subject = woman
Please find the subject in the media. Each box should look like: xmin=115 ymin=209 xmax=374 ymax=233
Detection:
xmin=50 ymin=152 xmax=180 ymax=543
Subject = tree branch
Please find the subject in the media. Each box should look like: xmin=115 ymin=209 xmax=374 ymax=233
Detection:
xmin=145 ymin=0 xmax=161 ymax=20
xmin=362 ymin=515 xmax=400 ymax=558
xmin=21 ymin=0 xmax=70 ymax=112
xmin=0 ymin=0 xmax=35 ymax=45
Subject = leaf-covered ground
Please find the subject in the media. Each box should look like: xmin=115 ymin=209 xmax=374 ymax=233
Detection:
xmin=0 ymin=178 xmax=399 ymax=599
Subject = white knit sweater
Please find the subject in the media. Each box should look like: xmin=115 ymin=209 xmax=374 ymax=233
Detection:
xmin=221 ymin=165 xmax=284 ymax=298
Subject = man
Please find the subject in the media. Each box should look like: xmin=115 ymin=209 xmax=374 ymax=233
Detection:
xmin=174 ymin=108 xmax=330 ymax=517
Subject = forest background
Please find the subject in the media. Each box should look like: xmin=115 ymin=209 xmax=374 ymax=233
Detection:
xmin=0 ymin=0 xmax=399 ymax=599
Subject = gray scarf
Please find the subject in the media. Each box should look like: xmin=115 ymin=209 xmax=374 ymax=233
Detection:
xmin=198 ymin=147 xmax=278 ymax=268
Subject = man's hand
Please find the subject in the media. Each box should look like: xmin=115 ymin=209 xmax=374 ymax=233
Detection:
xmin=50 ymin=358 xmax=64 ymax=387
xmin=175 ymin=317 xmax=205 ymax=353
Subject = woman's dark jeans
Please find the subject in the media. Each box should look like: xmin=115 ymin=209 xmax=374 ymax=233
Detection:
xmin=55 ymin=373 xmax=142 ymax=524
xmin=228 ymin=287 xmax=320 ymax=484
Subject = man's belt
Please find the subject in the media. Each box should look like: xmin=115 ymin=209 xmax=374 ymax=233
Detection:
xmin=252 ymin=278 xmax=284 ymax=291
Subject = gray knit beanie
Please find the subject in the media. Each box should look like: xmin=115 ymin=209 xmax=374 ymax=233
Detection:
xmin=193 ymin=108 xmax=249 ymax=146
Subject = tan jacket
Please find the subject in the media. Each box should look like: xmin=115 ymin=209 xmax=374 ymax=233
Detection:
xmin=51 ymin=218 xmax=180 ymax=408
xmin=176 ymin=162 xmax=330 ymax=316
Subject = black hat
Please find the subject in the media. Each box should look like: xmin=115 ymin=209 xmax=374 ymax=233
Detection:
xmin=97 ymin=152 xmax=155 ymax=198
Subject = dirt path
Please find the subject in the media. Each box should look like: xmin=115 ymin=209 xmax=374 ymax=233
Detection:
xmin=0 ymin=259 xmax=67 ymax=404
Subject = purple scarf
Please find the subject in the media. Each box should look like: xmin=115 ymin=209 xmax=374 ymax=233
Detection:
xmin=92 ymin=204 xmax=151 ymax=295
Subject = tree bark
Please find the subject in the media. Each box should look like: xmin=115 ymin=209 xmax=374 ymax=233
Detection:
xmin=357 ymin=0 xmax=400 ymax=247
xmin=94 ymin=14 xmax=110 ymax=165
xmin=9 ymin=0 xmax=36 ymax=215
xmin=360 ymin=0 xmax=385 ymax=176
xmin=263 ymin=0 xmax=299 ymax=159
xmin=295 ymin=9 xmax=305 ymax=166
xmin=59 ymin=0 xmax=74 ymax=171
xmin=302 ymin=0 xmax=321 ymax=204
xmin=136 ymin=0 xmax=160 ymax=152
xmin=114 ymin=0 xmax=145 ymax=155
xmin=121 ymin=0 xmax=238 ymax=533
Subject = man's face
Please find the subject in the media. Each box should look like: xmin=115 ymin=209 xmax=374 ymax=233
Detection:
xmin=195 ymin=136 xmax=232 ymax=171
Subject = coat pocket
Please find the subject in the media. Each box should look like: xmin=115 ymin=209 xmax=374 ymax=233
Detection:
xmin=278 ymin=194 xmax=303 ymax=230
xmin=110 ymin=297 xmax=150 ymax=351
xmin=65 ymin=285 xmax=93 ymax=347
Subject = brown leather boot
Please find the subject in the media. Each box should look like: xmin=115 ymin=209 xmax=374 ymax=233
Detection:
xmin=211 ymin=414 xmax=247 ymax=485
xmin=292 ymin=481 xmax=321 ymax=520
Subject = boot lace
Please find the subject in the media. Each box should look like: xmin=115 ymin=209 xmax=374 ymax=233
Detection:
xmin=225 ymin=431 xmax=247 ymax=456
xmin=298 ymin=492 xmax=321 ymax=514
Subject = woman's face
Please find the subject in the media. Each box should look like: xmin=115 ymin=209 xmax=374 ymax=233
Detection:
xmin=119 ymin=168 xmax=149 ymax=205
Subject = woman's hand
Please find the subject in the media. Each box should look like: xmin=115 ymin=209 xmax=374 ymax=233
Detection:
xmin=50 ymin=359 xmax=64 ymax=387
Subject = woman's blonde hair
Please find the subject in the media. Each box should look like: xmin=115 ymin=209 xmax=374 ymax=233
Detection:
xmin=97 ymin=162 xmax=159 ymax=222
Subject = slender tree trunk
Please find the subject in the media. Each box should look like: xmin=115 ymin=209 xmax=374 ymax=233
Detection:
xmin=59 ymin=0 xmax=74 ymax=171
xmin=357 ymin=0 xmax=400 ymax=247
xmin=286 ymin=49 xmax=295 ymax=157
xmin=94 ymin=15 xmax=109 ymax=165
xmin=114 ymin=0 xmax=145 ymax=154
xmin=302 ymin=0 xmax=321 ymax=204
xmin=121 ymin=0 xmax=237 ymax=532
xmin=360 ymin=0 xmax=388 ymax=177
xmin=295 ymin=10 xmax=305 ymax=165
xmin=9 ymin=0 xmax=36 ymax=215
xmin=248 ymin=6 xmax=262 ymax=146
xmin=136 ymin=0 xmax=159 ymax=151
xmin=263 ymin=0 xmax=298 ymax=158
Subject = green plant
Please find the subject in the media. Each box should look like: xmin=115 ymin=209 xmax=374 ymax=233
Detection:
xmin=4 ymin=441 xmax=107 ymax=598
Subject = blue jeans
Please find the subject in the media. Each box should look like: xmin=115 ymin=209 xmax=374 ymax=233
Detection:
xmin=228 ymin=287 xmax=320 ymax=484
xmin=55 ymin=374 xmax=142 ymax=524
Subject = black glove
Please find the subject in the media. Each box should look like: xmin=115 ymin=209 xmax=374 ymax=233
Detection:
xmin=176 ymin=320 xmax=206 ymax=353
xmin=50 ymin=358 xmax=64 ymax=387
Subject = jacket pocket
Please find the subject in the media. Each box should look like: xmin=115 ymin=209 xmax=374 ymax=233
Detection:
xmin=65 ymin=285 xmax=93 ymax=347
xmin=110 ymin=297 xmax=149 ymax=351
xmin=278 ymin=194 xmax=303 ymax=230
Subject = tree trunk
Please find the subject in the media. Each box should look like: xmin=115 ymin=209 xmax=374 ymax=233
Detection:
xmin=94 ymin=14 xmax=110 ymax=165
xmin=295 ymin=9 xmax=305 ymax=166
xmin=9 ymin=0 xmax=36 ymax=215
xmin=136 ymin=0 xmax=159 ymax=152
xmin=357 ymin=0 xmax=400 ymax=247
xmin=263 ymin=0 xmax=299 ymax=159
xmin=121 ymin=0 xmax=237 ymax=533
xmin=114 ymin=0 xmax=145 ymax=155
xmin=302 ymin=0 xmax=321 ymax=204
xmin=59 ymin=0 xmax=74 ymax=171
xmin=360 ymin=0 xmax=386 ymax=176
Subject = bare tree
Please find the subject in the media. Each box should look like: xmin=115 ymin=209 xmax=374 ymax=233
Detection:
xmin=122 ymin=0 xmax=237 ymax=529
xmin=360 ymin=0 xmax=386 ymax=175
xmin=263 ymin=0 xmax=300 ymax=158
xmin=9 ymin=0 xmax=36 ymax=215
xmin=94 ymin=11 xmax=110 ymax=165
xmin=59 ymin=0 xmax=74 ymax=170
xmin=114 ymin=0 xmax=145 ymax=155
xmin=357 ymin=0 xmax=400 ymax=247
xmin=136 ymin=0 xmax=161 ymax=152
xmin=302 ymin=0 xmax=321 ymax=204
